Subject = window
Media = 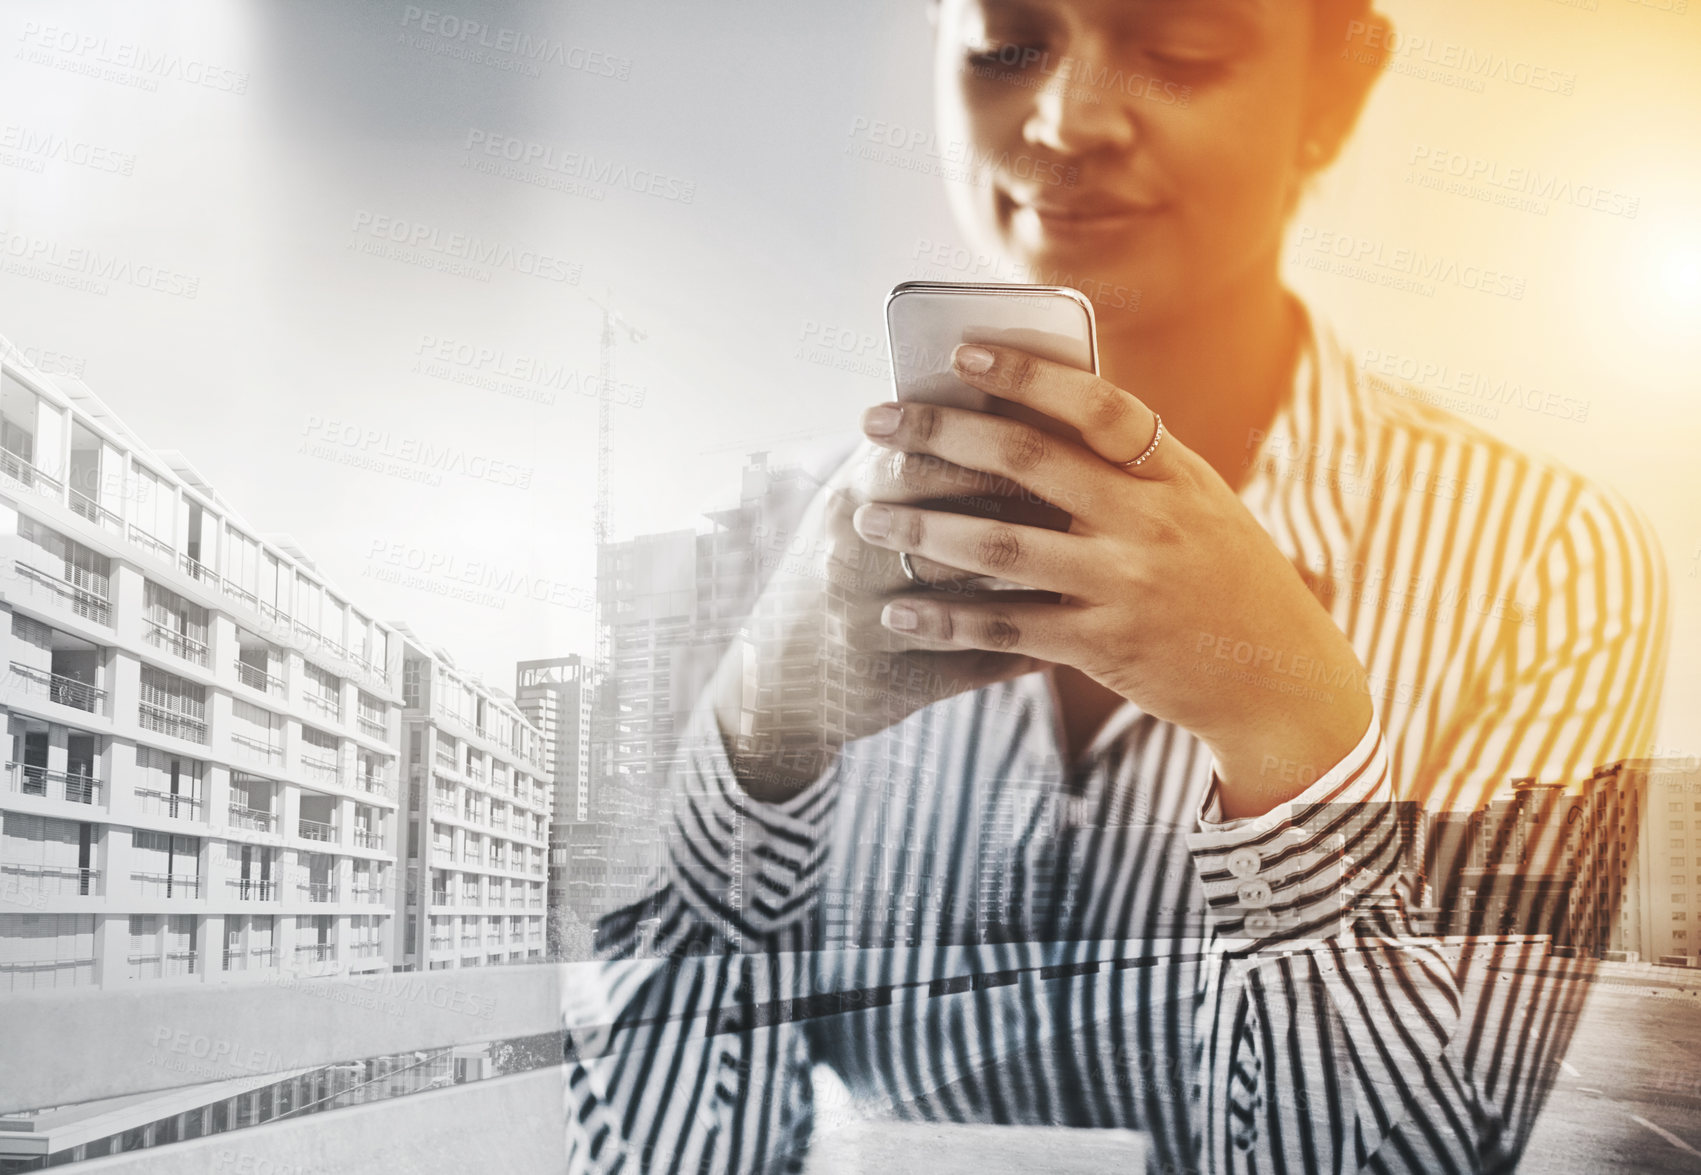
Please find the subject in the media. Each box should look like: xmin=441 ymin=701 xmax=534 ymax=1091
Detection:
xmin=1675 ymin=912 xmax=1688 ymax=922
xmin=2 ymin=813 xmax=93 ymax=896
xmin=142 ymin=581 xmax=210 ymax=666
xmin=138 ymin=666 xmax=208 ymax=743
xmin=231 ymin=699 xmax=284 ymax=757
xmin=135 ymin=747 xmax=204 ymax=818
xmin=303 ymin=664 xmax=342 ymax=720
xmin=0 ymin=914 xmax=96 ymax=991
xmin=1672 ymin=820 xmax=1688 ymax=831
xmin=132 ymin=830 xmax=200 ymax=896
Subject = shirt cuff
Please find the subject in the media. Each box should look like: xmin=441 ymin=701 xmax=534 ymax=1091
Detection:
xmin=1184 ymin=714 xmax=1402 ymax=948
xmin=664 ymin=695 xmax=840 ymax=945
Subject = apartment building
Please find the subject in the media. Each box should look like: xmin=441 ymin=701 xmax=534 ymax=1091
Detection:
xmin=1583 ymin=759 xmax=1701 ymax=964
xmin=0 ymin=350 xmax=403 ymax=991
xmin=512 ymin=655 xmax=599 ymax=954
xmin=396 ymin=627 xmax=550 ymax=970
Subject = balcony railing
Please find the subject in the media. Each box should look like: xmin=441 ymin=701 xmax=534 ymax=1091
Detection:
xmin=227 ymin=801 xmax=276 ymax=833
xmin=67 ymin=488 xmax=122 ymax=531
xmin=1 ymin=863 xmax=98 ymax=897
xmin=294 ymin=942 xmax=335 ymax=962
xmin=352 ymin=885 xmax=386 ymax=905
xmin=529 ymin=898 xmax=544 ymax=909
xmin=179 ymin=551 xmax=218 ymax=585
xmin=137 ymin=701 xmax=208 ymax=743
xmin=300 ymin=882 xmax=338 ymax=903
xmin=431 ymin=892 xmax=451 ymax=907
xmin=298 ymin=818 xmax=338 ymax=843
xmin=227 ymin=877 xmax=276 ymax=901
xmin=126 ymin=523 xmax=174 ymax=563
xmin=351 ymin=941 xmax=384 ymax=959
xmin=235 ymin=659 xmax=287 ymax=696
xmin=11 ymin=662 xmax=106 ymax=713
xmin=220 ymin=575 xmax=259 ymax=610
xmin=356 ymin=772 xmax=394 ymax=799
xmin=14 ymin=561 xmax=112 ymax=626
xmin=358 ymin=715 xmax=387 ymax=739
xmin=304 ymin=691 xmax=343 ymax=722
xmin=6 ymin=762 xmax=99 ymax=804
xmin=230 ymin=730 xmax=284 ymax=761
xmin=131 ymin=871 xmax=201 ymax=899
xmin=0 ymin=446 xmax=62 ymax=495
xmin=136 ymin=787 xmax=202 ymax=821
xmin=223 ymin=945 xmax=278 ymax=971
xmin=354 ymin=828 xmax=383 ymax=850
xmin=300 ymin=753 xmax=341 ymax=785
xmin=128 ymin=950 xmax=198 ymax=980
xmin=145 ymin=620 xmax=210 ymax=666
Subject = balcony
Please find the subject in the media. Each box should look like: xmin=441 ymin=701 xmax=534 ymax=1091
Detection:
xmin=300 ymin=754 xmax=341 ymax=787
xmin=231 ymin=730 xmax=284 ymax=762
xmin=6 ymin=762 xmax=99 ymax=804
xmin=304 ymin=691 xmax=343 ymax=723
xmin=10 ymin=662 xmax=106 ymax=713
xmin=144 ymin=620 xmax=210 ymax=667
xmin=352 ymin=885 xmax=386 ymax=905
xmin=1 ymin=863 xmax=98 ymax=897
xmin=137 ymin=701 xmax=207 ymax=743
xmin=351 ymin=941 xmax=384 ymax=959
xmin=128 ymin=949 xmax=198 ymax=980
xmin=126 ymin=523 xmax=174 ymax=564
xmin=356 ymin=772 xmax=394 ymax=799
xmin=0 ymin=446 xmax=62 ymax=496
xmin=179 ymin=550 xmax=218 ymax=586
xmin=298 ymin=818 xmax=338 ymax=843
xmin=131 ymin=871 xmax=201 ymax=899
xmin=300 ymin=882 xmax=338 ymax=903
xmin=67 ymin=487 xmax=122 ymax=532
xmin=529 ymin=897 xmax=544 ymax=909
xmin=227 ymin=877 xmax=276 ymax=901
xmin=358 ymin=714 xmax=387 ymax=740
xmin=354 ymin=828 xmax=384 ymax=850
xmin=14 ymin=561 xmax=112 ymax=626
xmin=136 ymin=787 xmax=202 ymax=821
xmin=235 ymin=659 xmax=287 ymax=696
xmin=295 ymin=942 xmax=335 ymax=963
xmin=223 ymin=945 xmax=277 ymax=971
xmin=227 ymin=802 xmax=276 ymax=833
xmin=431 ymin=891 xmax=451 ymax=907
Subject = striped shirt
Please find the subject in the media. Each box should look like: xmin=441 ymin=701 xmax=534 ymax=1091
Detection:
xmin=563 ymin=302 xmax=1669 ymax=1174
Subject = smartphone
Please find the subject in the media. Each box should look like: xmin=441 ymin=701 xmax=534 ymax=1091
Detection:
xmin=885 ymin=280 xmax=1098 ymax=444
xmin=883 ymin=281 xmax=1097 ymax=559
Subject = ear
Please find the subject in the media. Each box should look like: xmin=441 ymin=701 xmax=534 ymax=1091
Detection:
xmin=1301 ymin=10 xmax=1392 ymax=174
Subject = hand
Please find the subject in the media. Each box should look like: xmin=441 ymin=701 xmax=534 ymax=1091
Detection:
xmin=707 ymin=436 xmax=1058 ymax=802
xmin=852 ymin=343 xmax=1375 ymax=819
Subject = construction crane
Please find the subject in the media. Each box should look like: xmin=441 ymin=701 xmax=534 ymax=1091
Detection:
xmin=585 ymin=292 xmax=644 ymax=822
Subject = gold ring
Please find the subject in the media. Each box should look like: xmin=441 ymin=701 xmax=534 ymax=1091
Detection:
xmin=1116 ymin=413 xmax=1164 ymax=472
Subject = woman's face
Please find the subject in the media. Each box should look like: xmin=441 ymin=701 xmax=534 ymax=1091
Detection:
xmin=933 ymin=0 xmax=1321 ymax=329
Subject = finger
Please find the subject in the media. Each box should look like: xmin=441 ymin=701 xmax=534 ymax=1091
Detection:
xmin=861 ymin=400 xmax=1120 ymax=528
xmin=879 ymin=593 xmax=1086 ymax=663
xmin=949 ymin=343 xmax=1181 ymax=481
xmin=854 ymin=436 xmax=1070 ymax=531
xmin=852 ymin=502 xmax=1104 ymax=595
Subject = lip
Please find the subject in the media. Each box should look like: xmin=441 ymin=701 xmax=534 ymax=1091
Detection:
xmin=1010 ymin=191 xmax=1163 ymax=236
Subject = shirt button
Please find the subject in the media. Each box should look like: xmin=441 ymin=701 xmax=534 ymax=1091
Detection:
xmin=1237 ymin=879 xmax=1273 ymax=908
xmin=1244 ymin=912 xmax=1277 ymax=936
xmin=1226 ymin=848 xmax=1261 ymax=878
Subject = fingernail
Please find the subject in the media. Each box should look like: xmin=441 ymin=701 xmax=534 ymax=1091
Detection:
xmin=954 ymin=344 xmax=994 ymax=374
xmin=883 ymin=602 xmax=919 ymax=632
xmin=856 ymin=504 xmax=892 ymax=539
xmin=863 ymin=403 xmax=902 ymax=436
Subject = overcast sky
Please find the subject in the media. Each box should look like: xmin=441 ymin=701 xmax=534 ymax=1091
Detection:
xmin=2 ymin=0 xmax=1698 ymax=749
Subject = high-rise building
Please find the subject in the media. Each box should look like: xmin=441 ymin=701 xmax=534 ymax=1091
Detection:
xmin=513 ymin=655 xmax=596 ymax=954
xmin=0 ymin=349 xmax=403 ymax=990
xmin=395 ymin=628 xmax=550 ymax=970
xmin=588 ymin=453 xmax=818 ymax=935
xmin=1582 ymin=759 xmax=1701 ymax=964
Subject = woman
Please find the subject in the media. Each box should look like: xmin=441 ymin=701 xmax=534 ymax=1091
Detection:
xmin=566 ymin=1 xmax=1668 ymax=1172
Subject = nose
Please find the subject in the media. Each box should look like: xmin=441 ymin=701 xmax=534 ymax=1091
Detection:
xmin=1022 ymin=50 xmax=1138 ymax=157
